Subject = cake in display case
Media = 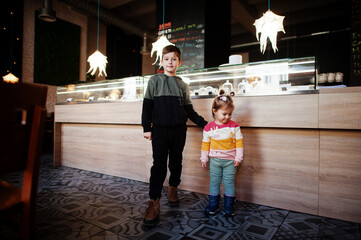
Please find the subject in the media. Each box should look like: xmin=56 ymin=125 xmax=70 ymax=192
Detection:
xmin=56 ymin=57 xmax=317 ymax=104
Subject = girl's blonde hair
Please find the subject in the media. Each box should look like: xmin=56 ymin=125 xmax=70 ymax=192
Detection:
xmin=212 ymin=89 xmax=234 ymax=117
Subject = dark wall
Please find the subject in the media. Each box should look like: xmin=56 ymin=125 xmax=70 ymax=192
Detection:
xmin=241 ymin=30 xmax=350 ymax=85
xmin=106 ymin=26 xmax=142 ymax=79
xmin=34 ymin=15 xmax=80 ymax=86
xmin=0 ymin=0 xmax=23 ymax=81
xmin=204 ymin=0 xmax=231 ymax=68
xmin=231 ymin=1 xmax=351 ymax=85
xmin=351 ymin=0 xmax=361 ymax=86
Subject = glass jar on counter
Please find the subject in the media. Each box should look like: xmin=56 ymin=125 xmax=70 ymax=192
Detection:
xmin=237 ymin=79 xmax=250 ymax=93
xmin=222 ymin=80 xmax=233 ymax=94
xmin=206 ymin=86 xmax=217 ymax=95
xmin=199 ymin=87 xmax=208 ymax=95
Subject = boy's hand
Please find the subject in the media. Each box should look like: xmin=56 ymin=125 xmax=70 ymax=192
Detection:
xmin=202 ymin=162 xmax=207 ymax=169
xmin=144 ymin=132 xmax=152 ymax=141
xmin=234 ymin=161 xmax=241 ymax=167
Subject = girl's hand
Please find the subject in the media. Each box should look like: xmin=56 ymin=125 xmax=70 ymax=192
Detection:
xmin=144 ymin=132 xmax=152 ymax=141
xmin=234 ymin=161 xmax=241 ymax=167
xmin=202 ymin=162 xmax=207 ymax=169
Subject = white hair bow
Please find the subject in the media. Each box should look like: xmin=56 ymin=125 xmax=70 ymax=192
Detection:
xmin=219 ymin=95 xmax=227 ymax=102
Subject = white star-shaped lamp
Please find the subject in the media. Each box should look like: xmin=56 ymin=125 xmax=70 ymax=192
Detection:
xmin=254 ymin=10 xmax=285 ymax=53
xmin=87 ymin=50 xmax=108 ymax=77
xmin=151 ymin=35 xmax=174 ymax=67
xmin=3 ymin=72 xmax=19 ymax=83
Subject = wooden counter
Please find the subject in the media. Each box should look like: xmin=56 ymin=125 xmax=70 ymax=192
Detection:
xmin=54 ymin=87 xmax=361 ymax=223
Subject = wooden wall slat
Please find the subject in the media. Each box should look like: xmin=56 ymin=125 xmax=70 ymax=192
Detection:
xmin=319 ymin=91 xmax=361 ymax=129
xmin=182 ymin=127 xmax=319 ymax=215
xmin=319 ymin=130 xmax=361 ymax=223
xmin=55 ymin=102 xmax=143 ymax=124
xmin=59 ymin=124 xmax=152 ymax=182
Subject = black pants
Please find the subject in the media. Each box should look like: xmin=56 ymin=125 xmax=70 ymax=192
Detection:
xmin=149 ymin=125 xmax=187 ymax=200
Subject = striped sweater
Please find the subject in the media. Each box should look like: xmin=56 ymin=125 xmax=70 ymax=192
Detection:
xmin=200 ymin=120 xmax=244 ymax=163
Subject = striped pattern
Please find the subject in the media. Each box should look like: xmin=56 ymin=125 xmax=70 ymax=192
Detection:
xmin=201 ymin=120 xmax=244 ymax=163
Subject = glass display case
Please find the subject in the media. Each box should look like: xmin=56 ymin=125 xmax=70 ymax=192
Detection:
xmin=56 ymin=57 xmax=317 ymax=104
xmin=175 ymin=56 xmax=317 ymax=97
xmin=56 ymin=76 xmax=144 ymax=104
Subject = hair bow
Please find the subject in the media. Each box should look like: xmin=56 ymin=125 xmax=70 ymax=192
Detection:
xmin=218 ymin=95 xmax=227 ymax=102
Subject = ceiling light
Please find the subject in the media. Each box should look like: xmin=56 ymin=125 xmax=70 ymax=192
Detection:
xmin=151 ymin=0 xmax=174 ymax=67
xmin=38 ymin=0 xmax=56 ymax=22
xmin=254 ymin=6 xmax=285 ymax=53
xmin=3 ymin=72 xmax=19 ymax=83
xmin=151 ymin=35 xmax=174 ymax=67
xmin=87 ymin=50 xmax=108 ymax=77
xmin=140 ymin=33 xmax=150 ymax=55
xmin=87 ymin=0 xmax=108 ymax=77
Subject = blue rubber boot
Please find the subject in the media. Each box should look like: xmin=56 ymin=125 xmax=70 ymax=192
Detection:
xmin=204 ymin=195 xmax=220 ymax=215
xmin=223 ymin=194 xmax=236 ymax=216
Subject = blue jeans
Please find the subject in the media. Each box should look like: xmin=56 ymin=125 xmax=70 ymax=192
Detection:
xmin=209 ymin=158 xmax=237 ymax=196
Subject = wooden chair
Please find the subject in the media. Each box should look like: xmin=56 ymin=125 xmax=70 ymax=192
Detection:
xmin=0 ymin=82 xmax=47 ymax=239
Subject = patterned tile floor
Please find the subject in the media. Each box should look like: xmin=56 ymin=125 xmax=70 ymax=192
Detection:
xmin=1 ymin=154 xmax=360 ymax=240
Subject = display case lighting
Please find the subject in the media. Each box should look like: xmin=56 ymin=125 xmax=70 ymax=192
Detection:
xmin=57 ymin=85 xmax=141 ymax=94
xmin=288 ymin=60 xmax=315 ymax=65
xmin=57 ymin=78 xmax=144 ymax=94
xmin=186 ymin=69 xmax=315 ymax=84
xmin=72 ymin=81 xmax=123 ymax=89
xmin=179 ymin=65 xmax=315 ymax=82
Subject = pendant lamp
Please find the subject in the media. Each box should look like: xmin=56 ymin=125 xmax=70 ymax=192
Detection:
xmin=253 ymin=0 xmax=285 ymax=53
xmin=151 ymin=0 xmax=174 ymax=67
xmin=3 ymin=9 xmax=19 ymax=83
xmin=87 ymin=0 xmax=108 ymax=77
xmin=3 ymin=72 xmax=19 ymax=83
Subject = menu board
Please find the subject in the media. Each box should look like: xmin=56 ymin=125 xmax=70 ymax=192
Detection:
xmin=351 ymin=0 xmax=361 ymax=85
xmin=157 ymin=0 xmax=205 ymax=71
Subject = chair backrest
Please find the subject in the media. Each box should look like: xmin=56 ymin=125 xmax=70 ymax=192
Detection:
xmin=0 ymin=82 xmax=47 ymax=239
xmin=0 ymin=82 xmax=47 ymax=174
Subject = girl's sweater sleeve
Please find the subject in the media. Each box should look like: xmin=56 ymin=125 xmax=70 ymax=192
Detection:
xmin=235 ymin=126 xmax=244 ymax=162
xmin=200 ymin=127 xmax=210 ymax=163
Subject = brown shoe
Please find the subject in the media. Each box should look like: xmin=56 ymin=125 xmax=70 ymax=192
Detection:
xmin=143 ymin=199 xmax=160 ymax=226
xmin=168 ymin=186 xmax=179 ymax=206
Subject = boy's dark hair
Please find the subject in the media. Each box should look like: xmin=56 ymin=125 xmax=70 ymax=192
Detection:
xmin=162 ymin=45 xmax=181 ymax=60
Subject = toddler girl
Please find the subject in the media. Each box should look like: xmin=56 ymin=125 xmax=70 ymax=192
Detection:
xmin=200 ymin=89 xmax=244 ymax=216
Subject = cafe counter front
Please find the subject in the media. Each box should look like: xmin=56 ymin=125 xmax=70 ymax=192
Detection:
xmin=54 ymin=58 xmax=361 ymax=223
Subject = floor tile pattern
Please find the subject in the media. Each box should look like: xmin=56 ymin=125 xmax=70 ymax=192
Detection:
xmin=1 ymin=154 xmax=360 ymax=240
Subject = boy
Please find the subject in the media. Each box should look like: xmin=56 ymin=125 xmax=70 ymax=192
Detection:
xmin=142 ymin=45 xmax=207 ymax=226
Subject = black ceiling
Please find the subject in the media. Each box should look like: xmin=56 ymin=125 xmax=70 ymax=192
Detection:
xmin=97 ymin=0 xmax=351 ymax=49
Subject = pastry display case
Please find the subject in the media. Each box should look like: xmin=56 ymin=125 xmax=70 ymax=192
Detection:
xmin=175 ymin=56 xmax=318 ymax=97
xmin=56 ymin=76 xmax=144 ymax=104
xmin=56 ymin=57 xmax=317 ymax=104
